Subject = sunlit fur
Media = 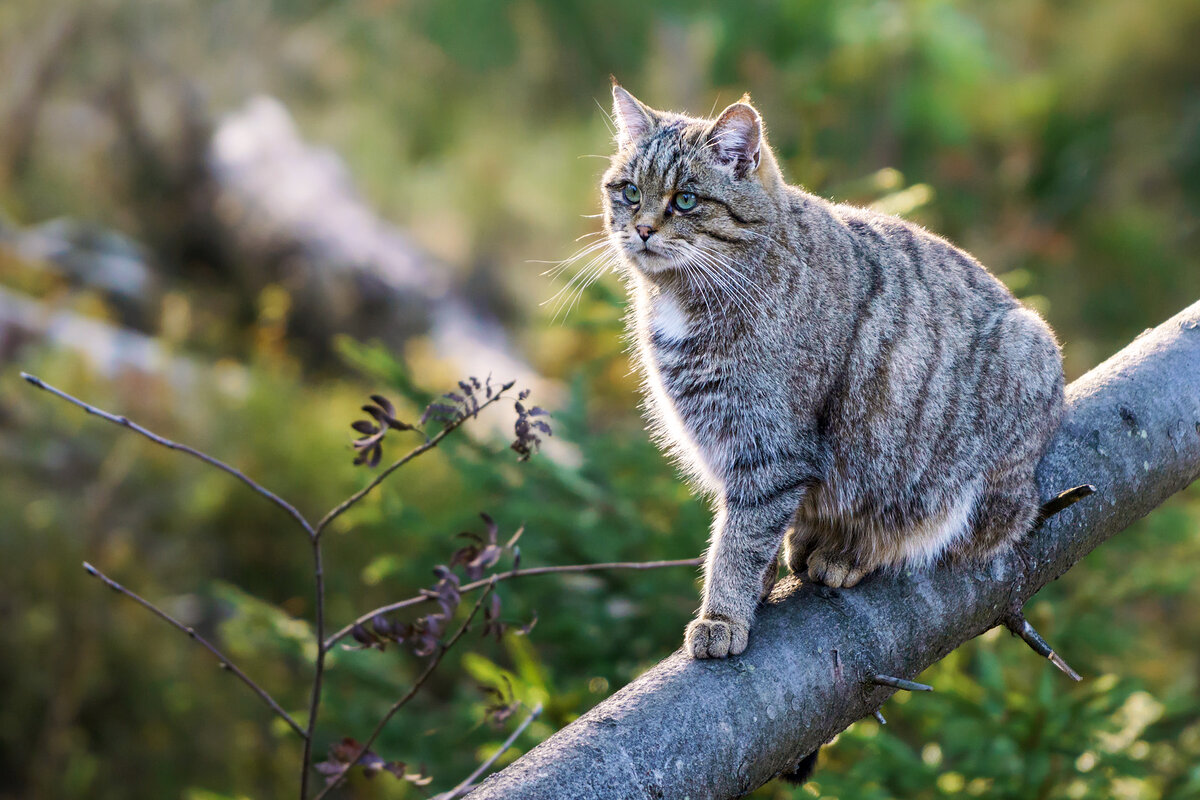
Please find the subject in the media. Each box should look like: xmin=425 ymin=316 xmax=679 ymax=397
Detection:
xmin=598 ymin=83 xmax=1065 ymax=666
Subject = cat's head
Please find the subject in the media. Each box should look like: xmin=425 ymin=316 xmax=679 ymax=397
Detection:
xmin=601 ymin=81 xmax=783 ymax=280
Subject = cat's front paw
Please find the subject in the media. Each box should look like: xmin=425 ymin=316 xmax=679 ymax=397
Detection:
xmin=685 ymin=616 xmax=749 ymax=659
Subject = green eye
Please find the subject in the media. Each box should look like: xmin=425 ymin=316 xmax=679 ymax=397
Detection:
xmin=673 ymin=191 xmax=697 ymax=211
xmin=622 ymin=184 xmax=641 ymax=205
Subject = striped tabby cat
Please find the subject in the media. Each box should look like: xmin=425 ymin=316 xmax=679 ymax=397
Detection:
xmin=600 ymin=82 xmax=1064 ymax=660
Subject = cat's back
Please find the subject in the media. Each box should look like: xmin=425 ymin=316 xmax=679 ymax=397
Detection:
xmin=791 ymin=189 xmax=1017 ymax=317
xmin=783 ymin=189 xmax=1063 ymax=521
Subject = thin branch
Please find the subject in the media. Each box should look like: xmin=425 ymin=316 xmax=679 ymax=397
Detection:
xmin=1003 ymin=613 xmax=1082 ymax=681
xmin=311 ymin=581 xmax=498 ymax=800
xmin=433 ymin=703 xmax=545 ymax=800
xmin=22 ymin=373 xmax=315 ymax=537
xmin=299 ymin=539 xmax=328 ymax=799
xmin=82 ymin=561 xmax=306 ymax=739
xmin=313 ymin=384 xmax=514 ymax=538
xmin=305 ymin=383 xmax=520 ymax=794
xmin=871 ymin=674 xmax=933 ymax=692
xmin=326 ymin=557 xmax=705 ymax=650
xmin=1033 ymin=483 xmax=1096 ymax=528
xmin=872 ymin=710 xmax=887 ymax=725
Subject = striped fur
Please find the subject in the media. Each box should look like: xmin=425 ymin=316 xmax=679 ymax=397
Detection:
xmin=602 ymin=84 xmax=1064 ymax=660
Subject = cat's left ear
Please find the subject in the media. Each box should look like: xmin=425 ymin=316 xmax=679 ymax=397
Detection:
xmin=611 ymin=82 xmax=656 ymax=149
xmin=707 ymin=98 xmax=762 ymax=175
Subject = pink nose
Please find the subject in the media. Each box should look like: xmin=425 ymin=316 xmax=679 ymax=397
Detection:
xmin=636 ymin=225 xmax=655 ymax=242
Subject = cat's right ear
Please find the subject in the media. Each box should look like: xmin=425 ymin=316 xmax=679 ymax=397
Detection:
xmin=611 ymin=82 xmax=655 ymax=149
xmin=706 ymin=100 xmax=763 ymax=176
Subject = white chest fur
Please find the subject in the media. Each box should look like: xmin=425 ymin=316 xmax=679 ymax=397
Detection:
xmin=637 ymin=290 xmax=727 ymax=491
xmin=649 ymin=291 xmax=692 ymax=342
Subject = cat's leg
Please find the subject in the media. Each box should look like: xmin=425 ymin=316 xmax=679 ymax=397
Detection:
xmin=806 ymin=547 xmax=872 ymax=588
xmin=686 ymin=488 xmax=803 ymax=659
xmin=783 ymin=512 xmax=816 ymax=575
xmin=760 ymin=541 xmax=783 ymax=601
xmin=794 ymin=515 xmax=879 ymax=588
xmin=953 ymin=476 xmax=1039 ymax=561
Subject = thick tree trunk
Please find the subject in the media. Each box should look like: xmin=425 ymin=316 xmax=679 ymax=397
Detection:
xmin=469 ymin=301 xmax=1200 ymax=800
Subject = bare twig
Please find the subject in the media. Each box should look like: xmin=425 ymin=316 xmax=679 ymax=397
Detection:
xmin=872 ymin=710 xmax=886 ymax=725
xmin=1003 ymin=613 xmax=1082 ymax=681
xmin=301 ymin=384 xmax=515 ymax=797
xmin=313 ymin=383 xmax=515 ymax=538
xmin=433 ymin=702 xmax=545 ymax=800
xmin=299 ymin=539 xmax=328 ymax=799
xmin=871 ymin=674 xmax=933 ymax=693
xmin=1033 ymin=484 xmax=1096 ymax=528
xmin=82 ymin=561 xmax=306 ymax=738
xmin=311 ymin=581 xmax=499 ymax=800
xmin=22 ymin=373 xmax=316 ymax=537
xmin=326 ymin=557 xmax=705 ymax=650
xmin=21 ymin=372 xmax=521 ymax=799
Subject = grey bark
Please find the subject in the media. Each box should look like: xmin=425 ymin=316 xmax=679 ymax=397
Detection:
xmin=469 ymin=300 xmax=1200 ymax=800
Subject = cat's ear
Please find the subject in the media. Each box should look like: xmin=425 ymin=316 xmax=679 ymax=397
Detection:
xmin=611 ymin=82 xmax=656 ymax=149
xmin=707 ymin=99 xmax=763 ymax=175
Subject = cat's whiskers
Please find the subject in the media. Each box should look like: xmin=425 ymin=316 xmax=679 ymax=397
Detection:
xmin=557 ymin=258 xmax=614 ymax=322
xmin=539 ymin=236 xmax=618 ymax=317
xmin=690 ymin=238 xmax=764 ymax=289
xmin=546 ymin=250 xmax=618 ymax=323
xmin=677 ymin=244 xmax=736 ymax=320
xmin=686 ymin=242 xmax=763 ymax=317
xmin=594 ymin=98 xmax=617 ymax=138
xmin=673 ymin=240 xmax=752 ymax=321
xmin=665 ymin=244 xmax=719 ymax=323
xmin=533 ymin=237 xmax=614 ymax=278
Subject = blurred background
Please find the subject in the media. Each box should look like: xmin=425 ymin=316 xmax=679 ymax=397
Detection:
xmin=3 ymin=0 xmax=1200 ymax=798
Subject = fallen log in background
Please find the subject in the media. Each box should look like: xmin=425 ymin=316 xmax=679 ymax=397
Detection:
xmin=469 ymin=300 xmax=1200 ymax=800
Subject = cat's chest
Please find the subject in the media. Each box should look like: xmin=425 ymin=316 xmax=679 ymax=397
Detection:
xmin=641 ymin=294 xmax=727 ymax=419
xmin=644 ymin=294 xmax=703 ymax=389
xmin=647 ymin=291 xmax=693 ymax=343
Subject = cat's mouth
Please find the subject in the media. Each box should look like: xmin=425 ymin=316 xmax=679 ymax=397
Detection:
xmin=628 ymin=240 xmax=672 ymax=271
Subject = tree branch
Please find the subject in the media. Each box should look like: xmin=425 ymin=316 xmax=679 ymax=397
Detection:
xmin=21 ymin=372 xmax=315 ymax=537
xmin=298 ymin=538 xmax=327 ymax=799
xmin=311 ymin=581 xmax=497 ymax=800
xmin=466 ymin=300 xmax=1200 ymax=800
xmin=325 ymin=557 xmax=704 ymax=650
xmin=312 ymin=384 xmax=514 ymax=538
xmin=433 ymin=702 xmax=544 ymax=800
xmin=82 ymin=561 xmax=306 ymax=739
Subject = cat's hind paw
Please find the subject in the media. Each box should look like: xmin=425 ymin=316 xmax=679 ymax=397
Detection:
xmin=685 ymin=616 xmax=749 ymax=659
xmin=806 ymin=550 xmax=868 ymax=589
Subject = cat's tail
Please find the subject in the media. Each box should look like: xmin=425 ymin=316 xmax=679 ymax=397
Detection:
xmin=778 ymin=749 xmax=819 ymax=786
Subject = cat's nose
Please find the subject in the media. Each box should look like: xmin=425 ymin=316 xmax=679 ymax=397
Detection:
xmin=636 ymin=224 xmax=656 ymax=242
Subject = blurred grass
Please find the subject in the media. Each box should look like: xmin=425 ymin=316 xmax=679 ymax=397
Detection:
xmin=2 ymin=0 xmax=1199 ymax=798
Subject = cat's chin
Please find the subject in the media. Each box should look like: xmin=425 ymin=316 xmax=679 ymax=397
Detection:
xmin=628 ymin=247 xmax=674 ymax=276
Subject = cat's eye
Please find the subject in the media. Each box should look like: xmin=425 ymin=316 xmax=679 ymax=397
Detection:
xmin=672 ymin=191 xmax=698 ymax=212
xmin=622 ymin=184 xmax=641 ymax=205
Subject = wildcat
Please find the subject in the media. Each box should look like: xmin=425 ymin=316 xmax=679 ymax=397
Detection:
xmin=599 ymin=81 xmax=1064 ymax=662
